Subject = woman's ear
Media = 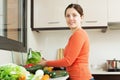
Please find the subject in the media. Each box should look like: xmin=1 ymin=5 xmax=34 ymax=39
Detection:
xmin=80 ymin=15 xmax=84 ymax=24
xmin=81 ymin=15 xmax=84 ymax=19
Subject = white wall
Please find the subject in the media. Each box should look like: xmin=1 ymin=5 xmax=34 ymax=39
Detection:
xmin=0 ymin=50 xmax=27 ymax=65
xmin=88 ymin=29 xmax=120 ymax=67
xmin=0 ymin=50 xmax=12 ymax=64
xmin=0 ymin=0 xmax=4 ymax=36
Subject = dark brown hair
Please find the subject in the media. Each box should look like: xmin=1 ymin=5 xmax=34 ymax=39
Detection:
xmin=64 ymin=3 xmax=84 ymax=17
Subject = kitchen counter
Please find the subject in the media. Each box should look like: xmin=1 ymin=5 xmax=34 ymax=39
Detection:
xmin=50 ymin=75 xmax=69 ymax=80
xmin=91 ymin=70 xmax=120 ymax=75
xmin=49 ymin=70 xmax=120 ymax=80
xmin=50 ymin=70 xmax=120 ymax=80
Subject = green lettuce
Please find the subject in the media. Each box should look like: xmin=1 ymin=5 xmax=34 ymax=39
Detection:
xmin=0 ymin=63 xmax=27 ymax=80
xmin=26 ymin=50 xmax=42 ymax=64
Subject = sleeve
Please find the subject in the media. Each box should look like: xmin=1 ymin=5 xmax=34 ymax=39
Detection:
xmin=46 ymin=32 xmax=85 ymax=67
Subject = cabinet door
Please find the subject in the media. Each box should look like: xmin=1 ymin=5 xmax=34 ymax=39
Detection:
xmin=34 ymin=0 xmax=77 ymax=28
xmin=78 ymin=0 xmax=107 ymax=27
xmin=108 ymin=0 xmax=120 ymax=22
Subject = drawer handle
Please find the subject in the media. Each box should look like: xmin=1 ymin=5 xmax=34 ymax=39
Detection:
xmin=85 ymin=20 xmax=98 ymax=23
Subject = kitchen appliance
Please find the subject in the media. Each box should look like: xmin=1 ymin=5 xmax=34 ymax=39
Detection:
xmin=107 ymin=59 xmax=120 ymax=72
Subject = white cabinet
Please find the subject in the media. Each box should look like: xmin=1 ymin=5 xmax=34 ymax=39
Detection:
xmin=108 ymin=0 xmax=120 ymax=22
xmin=32 ymin=0 xmax=108 ymax=30
xmin=77 ymin=0 xmax=107 ymax=27
xmin=33 ymin=0 xmax=77 ymax=28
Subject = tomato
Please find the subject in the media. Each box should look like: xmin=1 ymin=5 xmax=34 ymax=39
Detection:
xmin=24 ymin=64 xmax=34 ymax=68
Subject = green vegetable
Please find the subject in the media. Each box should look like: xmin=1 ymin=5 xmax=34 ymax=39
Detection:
xmin=26 ymin=74 xmax=34 ymax=80
xmin=26 ymin=65 xmax=43 ymax=74
xmin=0 ymin=63 xmax=27 ymax=80
xmin=60 ymin=71 xmax=68 ymax=76
xmin=43 ymin=70 xmax=50 ymax=75
xmin=48 ymin=70 xmax=68 ymax=78
xmin=49 ymin=71 xmax=57 ymax=78
xmin=26 ymin=49 xmax=42 ymax=64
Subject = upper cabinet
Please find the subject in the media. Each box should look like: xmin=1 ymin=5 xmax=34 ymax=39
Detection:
xmin=108 ymin=0 xmax=120 ymax=22
xmin=31 ymin=0 xmax=108 ymax=30
xmin=77 ymin=0 xmax=108 ymax=27
xmin=32 ymin=0 xmax=77 ymax=30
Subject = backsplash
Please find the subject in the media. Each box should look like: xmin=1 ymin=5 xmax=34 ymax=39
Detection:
xmin=0 ymin=50 xmax=12 ymax=64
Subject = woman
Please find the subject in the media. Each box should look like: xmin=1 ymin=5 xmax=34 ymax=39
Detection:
xmin=39 ymin=3 xmax=94 ymax=80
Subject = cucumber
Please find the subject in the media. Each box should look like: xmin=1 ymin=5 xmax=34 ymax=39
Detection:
xmin=60 ymin=71 xmax=68 ymax=76
xmin=26 ymin=64 xmax=43 ymax=74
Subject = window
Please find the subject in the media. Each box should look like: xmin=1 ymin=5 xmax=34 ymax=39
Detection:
xmin=0 ymin=0 xmax=27 ymax=52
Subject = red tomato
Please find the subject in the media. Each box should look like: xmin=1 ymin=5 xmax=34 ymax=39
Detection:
xmin=24 ymin=64 xmax=34 ymax=68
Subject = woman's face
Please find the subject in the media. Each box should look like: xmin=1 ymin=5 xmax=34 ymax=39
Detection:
xmin=65 ymin=8 xmax=83 ymax=29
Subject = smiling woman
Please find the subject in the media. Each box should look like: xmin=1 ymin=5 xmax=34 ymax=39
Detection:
xmin=0 ymin=0 xmax=27 ymax=52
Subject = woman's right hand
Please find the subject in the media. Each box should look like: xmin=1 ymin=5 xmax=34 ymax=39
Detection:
xmin=39 ymin=58 xmax=47 ymax=66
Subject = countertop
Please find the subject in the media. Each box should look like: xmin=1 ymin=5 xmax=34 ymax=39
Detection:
xmin=49 ymin=70 xmax=120 ymax=80
xmin=50 ymin=75 xmax=69 ymax=80
xmin=49 ymin=69 xmax=120 ymax=80
xmin=91 ymin=70 xmax=120 ymax=75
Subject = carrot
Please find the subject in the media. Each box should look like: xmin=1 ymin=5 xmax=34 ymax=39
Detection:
xmin=41 ymin=74 xmax=50 ymax=80
xmin=19 ymin=74 xmax=26 ymax=80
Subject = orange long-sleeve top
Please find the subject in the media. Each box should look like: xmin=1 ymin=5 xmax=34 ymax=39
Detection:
xmin=46 ymin=28 xmax=93 ymax=80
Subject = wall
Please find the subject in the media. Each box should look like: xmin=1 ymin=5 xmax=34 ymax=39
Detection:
xmin=0 ymin=50 xmax=12 ymax=64
xmin=0 ymin=0 xmax=4 ymax=36
xmin=0 ymin=49 xmax=26 ymax=65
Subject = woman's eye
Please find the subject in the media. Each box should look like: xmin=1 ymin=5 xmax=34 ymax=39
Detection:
xmin=73 ymin=14 xmax=77 ymax=17
xmin=66 ymin=15 xmax=70 ymax=18
xmin=65 ymin=13 xmax=78 ymax=18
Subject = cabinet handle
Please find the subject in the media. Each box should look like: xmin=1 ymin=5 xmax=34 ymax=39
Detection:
xmin=4 ymin=24 xmax=11 ymax=25
xmin=85 ymin=20 xmax=98 ymax=23
xmin=48 ymin=21 xmax=60 ymax=24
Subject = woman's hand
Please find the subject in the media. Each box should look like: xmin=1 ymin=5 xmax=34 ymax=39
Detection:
xmin=39 ymin=58 xmax=47 ymax=66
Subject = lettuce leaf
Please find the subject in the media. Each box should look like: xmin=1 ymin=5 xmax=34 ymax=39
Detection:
xmin=0 ymin=63 xmax=27 ymax=80
xmin=26 ymin=50 xmax=42 ymax=64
